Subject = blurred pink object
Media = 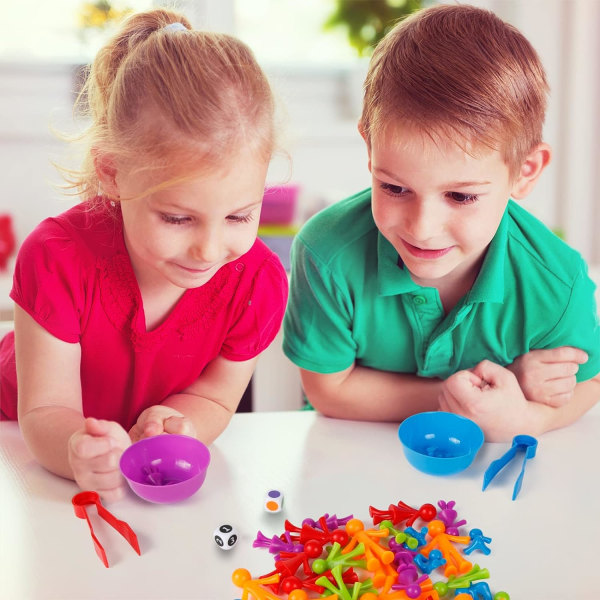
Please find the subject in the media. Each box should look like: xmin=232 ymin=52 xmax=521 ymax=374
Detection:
xmin=0 ymin=215 xmax=15 ymax=271
xmin=260 ymin=184 xmax=300 ymax=225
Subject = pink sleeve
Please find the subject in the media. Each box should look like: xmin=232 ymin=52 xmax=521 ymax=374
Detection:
xmin=221 ymin=253 xmax=289 ymax=361
xmin=10 ymin=220 xmax=85 ymax=343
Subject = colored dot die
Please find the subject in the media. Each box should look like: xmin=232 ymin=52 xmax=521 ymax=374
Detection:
xmin=264 ymin=489 xmax=284 ymax=513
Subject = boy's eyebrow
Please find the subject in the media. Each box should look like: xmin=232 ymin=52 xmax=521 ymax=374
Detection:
xmin=374 ymin=167 xmax=491 ymax=188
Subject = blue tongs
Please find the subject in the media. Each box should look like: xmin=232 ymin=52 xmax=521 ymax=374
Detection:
xmin=482 ymin=435 xmax=538 ymax=500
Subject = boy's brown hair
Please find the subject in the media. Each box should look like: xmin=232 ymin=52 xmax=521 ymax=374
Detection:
xmin=361 ymin=4 xmax=549 ymax=177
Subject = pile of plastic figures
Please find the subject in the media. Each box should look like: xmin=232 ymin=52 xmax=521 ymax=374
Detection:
xmin=231 ymin=499 xmax=510 ymax=600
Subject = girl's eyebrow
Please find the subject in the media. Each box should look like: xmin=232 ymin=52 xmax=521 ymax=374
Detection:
xmin=155 ymin=199 xmax=263 ymax=214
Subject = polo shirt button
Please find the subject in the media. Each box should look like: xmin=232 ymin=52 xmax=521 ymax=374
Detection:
xmin=413 ymin=295 xmax=427 ymax=305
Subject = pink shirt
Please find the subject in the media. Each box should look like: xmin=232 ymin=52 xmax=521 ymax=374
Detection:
xmin=0 ymin=201 xmax=288 ymax=427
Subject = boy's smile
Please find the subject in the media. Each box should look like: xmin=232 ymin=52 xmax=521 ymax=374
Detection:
xmin=366 ymin=125 xmax=517 ymax=295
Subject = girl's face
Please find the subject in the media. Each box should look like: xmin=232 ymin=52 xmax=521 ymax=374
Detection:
xmin=115 ymin=149 xmax=269 ymax=291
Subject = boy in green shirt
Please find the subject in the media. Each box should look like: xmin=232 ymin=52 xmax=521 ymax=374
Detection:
xmin=283 ymin=4 xmax=600 ymax=441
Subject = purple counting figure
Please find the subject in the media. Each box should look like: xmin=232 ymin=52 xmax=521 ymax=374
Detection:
xmin=437 ymin=500 xmax=467 ymax=535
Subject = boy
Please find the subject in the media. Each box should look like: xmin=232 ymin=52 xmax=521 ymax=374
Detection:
xmin=282 ymin=4 xmax=600 ymax=441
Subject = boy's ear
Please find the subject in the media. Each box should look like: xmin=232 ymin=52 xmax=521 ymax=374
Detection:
xmin=93 ymin=150 xmax=120 ymax=198
xmin=510 ymin=143 xmax=551 ymax=199
xmin=358 ymin=120 xmax=372 ymax=171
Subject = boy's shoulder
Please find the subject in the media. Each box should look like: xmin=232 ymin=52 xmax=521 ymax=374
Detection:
xmin=506 ymin=200 xmax=586 ymax=283
xmin=295 ymin=188 xmax=377 ymax=264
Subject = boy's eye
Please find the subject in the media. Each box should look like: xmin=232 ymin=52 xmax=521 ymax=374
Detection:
xmin=447 ymin=192 xmax=479 ymax=204
xmin=160 ymin=214 xmax=191 ymax=225
xmin=380 ymin=182 xmax=409 ymax=196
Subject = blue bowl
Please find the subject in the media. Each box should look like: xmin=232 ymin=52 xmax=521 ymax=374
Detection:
xmin=398 ymin=411 xmax=484 ymax=476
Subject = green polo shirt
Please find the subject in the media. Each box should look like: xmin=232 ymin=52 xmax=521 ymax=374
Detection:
xmin=282 ymin=188 xmax=600 ymax=381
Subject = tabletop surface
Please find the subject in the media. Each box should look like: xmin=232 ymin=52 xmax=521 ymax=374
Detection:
xmin=1 ymin=408 xmax=599 ymax=599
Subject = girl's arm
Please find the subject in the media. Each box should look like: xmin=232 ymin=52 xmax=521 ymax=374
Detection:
xmin=299 ymin=364 xmax=443 ymax=422
xmin=15 ymin=305 xmax=130 ymax=501
xmin=132 ymin=354 xmax=258 ymax=445
xmin=15 ymin=304 xmax=85 ymax=478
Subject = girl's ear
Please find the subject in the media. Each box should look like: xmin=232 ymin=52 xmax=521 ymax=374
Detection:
xmin=93 ymin=150 xmax=119 ymax=198
xmin=511 ymin=143 xmax=552 ymax=199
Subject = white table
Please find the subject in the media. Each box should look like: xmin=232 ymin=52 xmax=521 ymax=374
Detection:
xmin=1 ymin=409 xmax=599 ymax=599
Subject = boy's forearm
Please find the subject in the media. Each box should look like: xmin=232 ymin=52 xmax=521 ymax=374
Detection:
xmin=301 ymin=365 xmax=442 ymax=422
xmin=534 ymin=376 xmax=600 ymax=434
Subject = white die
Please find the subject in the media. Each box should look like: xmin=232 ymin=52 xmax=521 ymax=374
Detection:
xmin=213 ymin=524 xmax=238 ymax=550
xmin=264 ymin=489 xmax=284 ymax=513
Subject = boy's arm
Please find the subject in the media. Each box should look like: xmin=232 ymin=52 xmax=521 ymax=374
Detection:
xmin=300 ymin=364 xmax=442 ymax=421
xmin=439 ymin=359 xmax=600 ymax=441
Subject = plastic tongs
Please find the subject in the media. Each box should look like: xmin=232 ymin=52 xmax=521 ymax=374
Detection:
xmin=72 ymin=491 xmax=141 ymax=567
xmin=482 ymin=435 xmax=538 ymax=501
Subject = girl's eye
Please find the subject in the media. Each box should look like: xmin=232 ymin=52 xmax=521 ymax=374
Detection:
xmin=380 ymin=182 xmax=409 ymax=196
xmin=447 ymin=192 xmax=479 ymax=204
xmin=227 ymin=213 xmax=254 ymax=224
xmin=161 ymin=214 xmax=191 ymax=225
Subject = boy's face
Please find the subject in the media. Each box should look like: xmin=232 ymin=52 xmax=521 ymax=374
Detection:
xmin=366 ymin=126 xmax=518 ymax=291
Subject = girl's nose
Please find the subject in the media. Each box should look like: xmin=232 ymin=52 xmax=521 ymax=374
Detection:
xmin=190 ymin=229 xmax=222 ymax=264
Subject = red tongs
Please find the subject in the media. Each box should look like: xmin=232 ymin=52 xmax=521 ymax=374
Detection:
xmin=72 ymin=491 xmax=141 ymax=567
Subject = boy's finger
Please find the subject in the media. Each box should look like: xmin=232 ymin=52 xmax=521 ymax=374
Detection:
xmin=541 ymin=346 xmax=588 ymax=364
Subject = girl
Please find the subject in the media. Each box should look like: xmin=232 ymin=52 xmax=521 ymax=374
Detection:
xmin=0 ymin=9 xmax=288 ymax=502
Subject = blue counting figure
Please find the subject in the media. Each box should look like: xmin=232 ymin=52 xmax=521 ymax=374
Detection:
xmin=404 ymin=526 xmax=428 ymax=548
xmin=413 ymin=549 xmax=446 ymax=574
xmin=456 ymin=580 xmax=493 ymax=600
xmin=464 ymin=528 xmax=492 ymax=555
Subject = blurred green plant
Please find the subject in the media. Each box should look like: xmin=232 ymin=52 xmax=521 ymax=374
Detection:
xmin=324 ymin=0 xmax=423 ymax=57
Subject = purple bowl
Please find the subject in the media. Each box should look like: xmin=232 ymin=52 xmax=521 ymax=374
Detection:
xmin=119 ymin=434 xmax=211 ymax=504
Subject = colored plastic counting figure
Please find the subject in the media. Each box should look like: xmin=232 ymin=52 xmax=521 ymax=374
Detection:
xmin=419 ymin=520 xmax=472 ymax=577
xmin=264 ymin=489 xmax=284 ymax=513
xmin=379 ymin=519 xmax=419 ymax=549
xmin=464 ymin=529 xmax=492 ymax=555
xmin=231 ymin=569 xmax=281 ymax=600
xmin=369 ymin=501 xmax=437 ymax=527
xmin=285 ymin=515 xmax=349 ymax=546
xmin=436 ymin=500 xmax=467 ymax=535
xmin=311 ymin=541 xmax=367 ymax=574
xmin=433 ymin=565 xmax=490 ymax=597
xmin=315 ymin=564 xmax=375 ymax=600
xmin=214 ymin=524 xmax=238 ymax=550
xmin=253 ymin=530 xmax=303 ymax=554
xmin=414 ymin=549 xmax=446 ymax=574
xmin=343 ymin=519 xmax=395 ymax=569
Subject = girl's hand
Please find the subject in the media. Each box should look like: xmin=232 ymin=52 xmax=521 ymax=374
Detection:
xmin=506 ymin=346 xmax=587 ymax=407
xmin=129 ymin=405 xmax=197 ymax=443
xmin=68 ymin=417 xmax=131 ymax=503
xmin=439 ymin=360 xmax=541 ymax=442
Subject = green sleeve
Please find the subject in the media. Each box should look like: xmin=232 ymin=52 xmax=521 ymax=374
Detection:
xmin=536 ymin=265 xmax=600 ymax=382
xmin=282 ymin=235 xmax=357 ymax=373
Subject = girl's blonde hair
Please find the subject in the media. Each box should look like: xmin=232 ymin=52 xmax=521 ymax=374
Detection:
xmin=65 ymin=8 xmax=275 ymax=201
xmin=361 ymin=4 xmax=549 ymax=178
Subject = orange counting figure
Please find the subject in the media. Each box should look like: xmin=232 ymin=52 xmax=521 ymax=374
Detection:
xmin=419 ymin=520 xmax=472 ymax=577
xmin=231 ymin=569 xmax=281 ymax=600
xmin=343 ymin=518 xmax=395 ymax=572
xmin=361 ymin=574 xmax=440 ymax=600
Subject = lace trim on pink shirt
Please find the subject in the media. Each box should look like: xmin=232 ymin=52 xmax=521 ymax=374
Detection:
xmin=97 ymin=252 xmax=244 ymax=352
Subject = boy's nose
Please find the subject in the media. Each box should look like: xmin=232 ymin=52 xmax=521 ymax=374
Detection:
xmin=405 ymin=200 xmax=444 ymax=242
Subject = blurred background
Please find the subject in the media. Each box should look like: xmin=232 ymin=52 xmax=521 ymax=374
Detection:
xmin=1 ymin=0 xmax=599 ymax=285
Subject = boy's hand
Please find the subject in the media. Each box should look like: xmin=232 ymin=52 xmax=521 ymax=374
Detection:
xmin=68 ymin=417 xmax=131 ymax=503
xmin=507 ymin=347 xmax=588 ymax=407
xmin=129 ymin=405 xmax=197 ymax=443
xmin=439 ymin=360 xmax=539 ymax=442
